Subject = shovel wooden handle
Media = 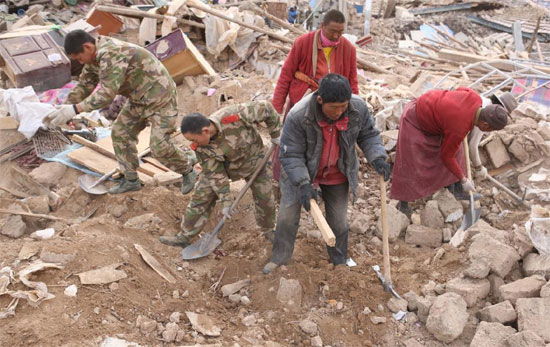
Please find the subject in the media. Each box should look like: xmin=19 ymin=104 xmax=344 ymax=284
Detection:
xmin=309 ymin=199 xmax=336 ymax=247
xmin=380 ymin=176 xmax=392 ymax=285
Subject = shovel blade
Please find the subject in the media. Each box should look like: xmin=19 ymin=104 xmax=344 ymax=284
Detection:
xmin=181 ymin=232 xmax=222 ymax=260
xmin=78 ymin=174 xmax=108 ymax=195
xmin=460 ymin=207 xmax=482 ymax=230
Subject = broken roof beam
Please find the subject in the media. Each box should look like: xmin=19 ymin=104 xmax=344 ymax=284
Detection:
xmin=409 ymin=2 xmax=476 ymax=15
xmin=95 ymin=5 xmax=205 ymax=29
xmin=467 ymin=15 xmax=550 ymax=43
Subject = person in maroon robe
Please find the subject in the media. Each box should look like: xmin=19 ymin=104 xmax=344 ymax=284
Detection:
xmin=390 ymin=87 xmax=509 ymax=216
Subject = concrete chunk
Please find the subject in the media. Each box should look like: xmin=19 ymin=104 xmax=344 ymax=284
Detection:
xmin=523 ymin=253 xmax=550 ymax=278
xmin=499 ymin=275 xmax=546 ymax=305
xmin=376 ymin=204 xmax=410 ymax=242
xmin=434 ymin=189 xmax=463 ymax=222
xmin=405 ymin=224 xmax=442 ymax=248
xmin=506 ymin=331 xmax=546 ymax=347
xmin=485 ymin=137 xmax=511 ymax=168
xmin=445 ymin=277 xmax=490 ymax=307
xmin=478 ymin=300 xmax=516 ymax=324
xmin=468 ymin=233 xmax=520 ymax=278
xmin=470 ymin=321 xmax=516 ymax=347
xmin=516 ymin=297 xmax=550 ymax=342
xmin=276 ymin=278 xmax=302 ymax=309
xmin=420 ymin=200 xmax=445 ymax=229
xmin=426 ymin=293 xmax=468 ymax=343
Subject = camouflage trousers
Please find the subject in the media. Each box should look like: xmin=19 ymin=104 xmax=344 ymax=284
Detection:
xmin=111 ymin=99 xmax=192 ymax=181
xmin=181 ymin=167 xmax=276 ymax=239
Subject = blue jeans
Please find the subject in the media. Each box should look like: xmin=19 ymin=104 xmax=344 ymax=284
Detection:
xmin=270 ymin=181 xmax=350 ymax=265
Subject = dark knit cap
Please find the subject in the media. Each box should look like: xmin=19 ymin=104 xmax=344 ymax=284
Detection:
xmin=480 ymin=104 xmax=509 ymax=130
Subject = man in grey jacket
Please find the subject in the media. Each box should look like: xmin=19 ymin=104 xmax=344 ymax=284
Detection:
xmin=263 ymin=74 xmax=390 ymax=274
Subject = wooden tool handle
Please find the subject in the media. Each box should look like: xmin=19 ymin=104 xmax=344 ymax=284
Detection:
xmin=463 ymin=137 xmax=473 ymax=182
xmin=380 ymin=175 xmax=392 ymax=284
xmin=309 ymin=199 xmax=336 ymax=247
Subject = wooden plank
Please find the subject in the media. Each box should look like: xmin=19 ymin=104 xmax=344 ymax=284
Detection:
xmin=309 ymin=200 xmax=336 ymax=247
xmin=182 ymin=34 xmax=216 ymax=76
xmin=142 ymin=157 xmax=170 ymax=171
xmin=134 ymin=244 xmax=176 ymax=283
xmin=154 ymin=171 xmax=182 ymax=185
xmin=137 ymin=162 xmax=166 ymax=176
xmin=69 ymin=127 xmax=151 ymax=159
xmin=72 ymin=135 xmax=116 ymax=159
xmin=0 ymin=208 xmax=67 ymax=221
xmin=0 ymin=117 xmax=19 ymax=130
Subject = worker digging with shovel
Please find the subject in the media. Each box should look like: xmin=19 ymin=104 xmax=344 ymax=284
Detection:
xmin=263 ymin=74 xmax=389 ymax=274
xmin=159 ymin=100 xmax=282 ymax=248
xmin=390 ymin=87 xmax=510 ymax=216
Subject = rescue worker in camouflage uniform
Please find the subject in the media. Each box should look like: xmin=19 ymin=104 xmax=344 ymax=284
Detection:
xmin=43 ymin=30 xmax=197 ymax=194
xmin=159 ymin=100 xmax=282 ymax=247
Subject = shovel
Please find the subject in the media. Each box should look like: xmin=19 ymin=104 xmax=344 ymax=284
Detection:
xmin=78 ymin=148 xmax=152 ymax=195
xmin=372 ymin=175 xmax=402 ymax=299
xmin=460 ymin=137 xmax=482 ymax=230
xmin=181 ymin=144 xmax=275 ymax=260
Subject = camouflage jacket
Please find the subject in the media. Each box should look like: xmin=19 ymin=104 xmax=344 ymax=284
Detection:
xmin=66 ymin=36 xmax=176 ymax=113
xmin=193 ymin=100 xmax=281 ymax=206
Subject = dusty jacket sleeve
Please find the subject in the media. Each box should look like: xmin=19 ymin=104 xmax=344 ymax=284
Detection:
xmin=199 ymin=152 xmax=232 ymax=208
xmin=355 ymin=100 xmax=387 ymax=162
xmin=66 ymin=64 xmax=99 ymax=104
xmin=239 ymin=100 xmax=282 ymax=138
xmin=279 ymin=111 xmax=310 ymax=187
xmin=77 ymin=50 xmax=129 ymax=112
xmin=272 ymin=43 xmax=299 ymax=114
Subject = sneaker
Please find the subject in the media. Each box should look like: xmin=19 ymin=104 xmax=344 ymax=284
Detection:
xmin=108 ymin=177 xmax=141 ymax=194
xmin=262 ymin=261 xmax=279 ymax=274
xmin=181 ymin=169 xmax=198 ymax=194
xmin=159 ymin=233 xmax=191 ymax=247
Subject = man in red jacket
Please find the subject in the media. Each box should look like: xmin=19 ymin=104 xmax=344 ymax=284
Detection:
xmin=390 ymin=88 xmax=509 ymax=216
xmin=271 ymin=9 xmax=359 ymax=180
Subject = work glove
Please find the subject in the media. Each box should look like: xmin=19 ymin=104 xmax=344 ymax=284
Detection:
xmin=222 ymin=206 xmax=235 ymax=220
xmin=372 ymin=158 xmax=391 ymax=181
xmin=43 ymin=105 xmax=77 ymax=128
xmin=461 ymin=178 xmax=476 ymax=193
xmin=271 ymin=136 xmax=281 ymax=146
xmin=474 ymin=166 xmax=488 ymax=180
xmin=299 ymin=183 xmax=318 ymax=212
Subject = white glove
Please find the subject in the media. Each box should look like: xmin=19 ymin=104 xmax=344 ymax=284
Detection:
xmin=271 ymin=136 xmax=281 ymax=146
xmin=461 ymin=178 xmax=476 ymax=193
xmin=43 ymin=105 xmax=77 ymax=127
xmin=222 ymin=206 xmax=234 ymax=220
xmin=474 ymin=166 xmax=488 ymax=180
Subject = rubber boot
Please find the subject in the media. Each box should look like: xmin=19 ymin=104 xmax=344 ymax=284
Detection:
xmin=181 ymin=169 xmax=198 ymax=194
xmin=397 ymin=201 xmax=411 ymax=217
xmin=109 ymin=177 xmax=141 ymax=194
xmin=159 ymin=232 xmax=191 ymax=247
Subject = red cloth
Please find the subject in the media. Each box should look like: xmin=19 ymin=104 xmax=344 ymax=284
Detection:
xmin=390 ymin=100 xmax=467 ymax=202
xmin=271 ymin=30 xmax=359 ymax=114
xmin=314 ymin=117 xmax=349 ymax=185
xmin=416 ymin=87 xmax=481 ymax=180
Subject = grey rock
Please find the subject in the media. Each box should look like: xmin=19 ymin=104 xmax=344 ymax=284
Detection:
xmin=420 ymin=200 xmax=445 ymax=229
xmin=299 ymin=320 xmax=317 ymax=336
xmin=434 ymin=189 xmax=463 ymax=222
xmin=506 ymin=331 xmax=546 ymax=347
xmin=426 ymin=293 xmax=468 ymax=343
xmin=470 ymin=321 xmax=516 ymax=347
xmin=499 ymin=275 xmax=547 ymax=305
xmin=445 ymin=277 xmax=490 ymax=307
xmin=277 ymin=278 xmax=302 ymax=309
xmin=376 ymin=204 xmax=410 ymax=242
xmin=468 ymin=233 xmax=520 ymax=278
xmin=516 ymin=297 xmax=550 ymax=342
xmin=0 ymin=215 xmax=26 ymax=238
xmin=405 ymin=224 xmax=443 ymax=248
xmin=478 ymin=300 xmax=516 ymax=324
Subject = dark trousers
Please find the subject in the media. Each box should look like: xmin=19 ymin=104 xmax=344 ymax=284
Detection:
xmin=270 ymin=182 xmax=349 ymax=265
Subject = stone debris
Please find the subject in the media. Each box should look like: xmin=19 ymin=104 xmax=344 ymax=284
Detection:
xmin=402 ymin=291 xmax=418 ymax=311
xmin=376 ymin=204 xmax=410 ymax=242
xmin=221 ymin=279 xmax=251 ymax=297
xmin=298 ymin=320 xmax=317 ymax=336
xmin=470 ymin=321 xmax=516 ymax=347
xmin=162 ymin=322 xmax=179 ymax=342
xmin=416 ymin=295 xmax=436 ymax=323
xmin=485 ymin=136 xmax=511 ymax=168
xmin=498 ymin=275 xmax=547 ymax=304
xmin=464 ymin=255 xmax=491 ymax=279
xmin=310 ymin=336 xmax=323 ymax=347
xmin=515 ymin=297 xmax=550 ymax=342
xmin=522 ymin=253 xmax=550 ymax=277
xmin=405 ymin=224 xmax=442 ymax=248
xmin=0 ymin=215 xmax=27 ymax=238
xmin=420 ymin=200 xmax=445 ymax=229
xmin=386 ymin=297 xmax=408 ymax=313
xmin=276 ymin=278 xmax=302 ymax=309
xmin=434 ymin=189 xmax=463 ymax=222
xmin=445 ymin=277 xmax=490 ymax=307
xmin=123 ymin=213 xmax=161 ymax=231
xmin=136 ymin=315 xmax=157 ymax=335
xmin=506 ymin=331 xmax=546 ymax=347
xmin=370 ymin=316 xmax=387 ymax=325
xmin=477 ymin=300 xmax=516 ymax=324
xmin=468 ymin=233 xmax=521 ymax=278
xmin=185 ymin=312 xmax=222 ymax=337
xmin=426 ymin=293 xmax=468 ymax=343
xmin=540 ymin=282 xmax=550 ymax=298
xmin=29 ymin=162 xmax=67 ymax=188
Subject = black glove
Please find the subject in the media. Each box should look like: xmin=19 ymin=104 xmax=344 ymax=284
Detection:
xmin=372 ymin=158 xmax=391 ymax=181
xmin=299 ymin=183 xmax=318 ymax=212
